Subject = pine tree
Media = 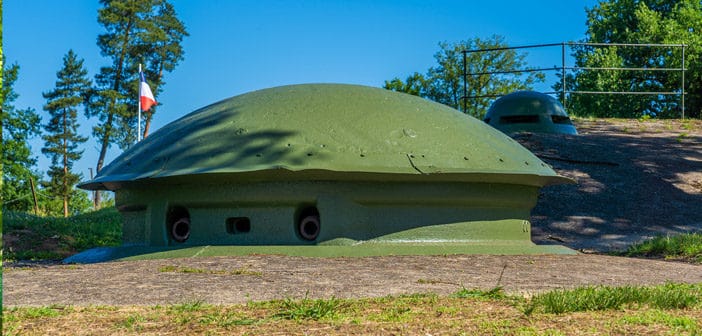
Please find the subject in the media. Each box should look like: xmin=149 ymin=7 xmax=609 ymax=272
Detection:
xmin=139 ymin=1 xmax=188 ymax=137
xmin=1 ymin=60 xmax=42 ymax=212
xmin=42 ymin=50 xmax=91 ymax=217
xmin=87 ymin=0 xmax=187 ymax=207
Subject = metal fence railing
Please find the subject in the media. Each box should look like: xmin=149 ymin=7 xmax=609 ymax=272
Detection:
xmin=461 ymin=42 xmax=688 ymax=118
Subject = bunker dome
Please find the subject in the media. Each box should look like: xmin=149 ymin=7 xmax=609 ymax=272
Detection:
xmin=484 ymin=91 xmax=577 ymax=135
xmin=80 ymin=84 xmax=570 ymax=249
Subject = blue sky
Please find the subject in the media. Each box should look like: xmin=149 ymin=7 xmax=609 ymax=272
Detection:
xmin=4 ymin=0 xmax=598 ymax=181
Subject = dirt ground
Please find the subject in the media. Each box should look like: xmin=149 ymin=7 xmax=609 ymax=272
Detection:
xmin=4 ymin=119 xmax=702 ymax=307
xmin=4 ymin=254 xmax=702 ymax=306
xmin=524 ymin=118 xmax=702 ymax=252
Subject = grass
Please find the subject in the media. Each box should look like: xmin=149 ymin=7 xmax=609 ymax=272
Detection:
xmin=625 ymin=233 xmax=702 ymax=263
xmin=678 ymin=132 xmax=690 ymax=142
xmin=271 ymin=295 xmax=345 ymax=321
xmin=5 ymin=284 xmax=702 ymax=335
xmin=524 ymin=283 xmax=702 ymax=315
xmin=451 ymin=286 xmax=507 ymax=300
xmin=3 ymin=207 xmax=122 ymax=261
xmin=681 ymin=119 xmax=697 ymax=131
xmin=618 ymin=310 xmax=700 ymax=333
xmin=159 ymin=265 xmax=263 ymax=276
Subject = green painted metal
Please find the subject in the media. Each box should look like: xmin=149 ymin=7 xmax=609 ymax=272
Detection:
xmin=484 ymin=91 xmax=578 ymax=135
xmin=81 ymin=84 xmax=568 ymax=190
xmin=113 ymin=180 xmax=540 ymax=246
xmin=78 ymin=84 xmax=572 ymax=253
xmin=115 ymin=243 xmax=575 ymax=261
xmin=65 ymin=243 xmax=575 ymax=263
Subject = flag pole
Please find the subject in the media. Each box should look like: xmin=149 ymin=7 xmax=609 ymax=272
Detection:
xmin=137 ymin=63 xmax=142 ymax=142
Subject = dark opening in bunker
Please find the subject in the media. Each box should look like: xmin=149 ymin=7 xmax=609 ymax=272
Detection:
xmin=500 ymin=115 xmax=540 ymax=124
xmin=167 ymin=206 xmax=190 ymax=243
xmin=551 ymin=115 xmax=573 ymax=125
xmin=226 ymin=217 xmax=251 ymax=234
xmin=297 ymin=206 xmax=321 ymax=241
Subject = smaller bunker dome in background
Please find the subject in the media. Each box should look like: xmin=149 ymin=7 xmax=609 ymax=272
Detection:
xmin=484 ymin=91 xmax=577 ymax=135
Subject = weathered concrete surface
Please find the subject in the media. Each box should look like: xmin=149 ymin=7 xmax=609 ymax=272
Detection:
xmin=5 ymin=254 xmax=701 ymax=306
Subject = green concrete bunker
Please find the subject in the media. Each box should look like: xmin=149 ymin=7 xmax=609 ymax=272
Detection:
xmin=79 ymin=84 xmax=573 ymax=256
xmin=484 ymin=91 xmax=578 ymax=135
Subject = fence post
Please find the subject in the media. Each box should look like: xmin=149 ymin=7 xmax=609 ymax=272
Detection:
xmin=562 ymin=42 xmax=566 ymax=109
xmin=462 ymin=50 xmax=468 ymax=113
xmin=682 ymin=44 xmax=685 ymax=119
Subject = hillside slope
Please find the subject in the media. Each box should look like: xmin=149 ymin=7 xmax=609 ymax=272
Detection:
xmin=520 ymin=119 xmax=702 ymax=252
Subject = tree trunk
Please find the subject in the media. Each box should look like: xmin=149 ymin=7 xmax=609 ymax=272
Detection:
xmin=29 ymin=177 xmax=39 ymax=216
xmin=143 ymin=115 xmax=151 ymax=139
xmin=94 ymin=111 xmax=114 ymax=208
xmin=94 ymin=18 xmax=134 ymax=208
xmin=63 ymin=110 xmax=69 ymax=218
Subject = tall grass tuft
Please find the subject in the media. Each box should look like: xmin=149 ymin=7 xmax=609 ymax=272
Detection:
xmin=4 ymin=207 xmax=122 ymax=260
xmin=626 ymin=233 xmax=702 ymax=263
xmin=273 ymin=295 xmax=345 ymax=321
xmin=524 ymin=283 xmax=702 ymax=315
xmin=452 ymin=286 xmax=506 ymax=300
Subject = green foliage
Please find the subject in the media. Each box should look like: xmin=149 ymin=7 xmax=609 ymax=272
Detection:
xmin=41 ymin=50 xmax=92 ymax=217
xmin=116 ymin=313 xmax=147 ymax=332
xmin=85 ymin=0 xmax=187 ymax=208
xmin=625 ymin=233 xmax=702 ymax=262
xmin=273 ymin=295 xmax=345 ymax=321
xmin=3 ymin=207 xmax=122 ymax=261
xmin=384 ymin=35 xmax=544 ymax=118
xmin=452 ymin=286 xmax=506 ymax=300
xmin=1 ymin=60 xmax=42 ymax=213
xmin=524 ymin=283 xmax=702 ymax=315
xmin=384 ymin=72 xmax=426 ymax=97
xmin=619 ymin=310 xmax=700 ymax=333
xmin=559 ymin=0 xmax=702 ymax=118
xmin=88 ymin=0 xmax=188 ymax=163
xmin=38 ymin=189 xmax=95 ymax=217
xmin=170 ymin=300 xmax=209 ymax=313
xmin=8 ymin=305 xmax=71 ymax=319
xmin=5 ymin=292 xmax=702 ymax=334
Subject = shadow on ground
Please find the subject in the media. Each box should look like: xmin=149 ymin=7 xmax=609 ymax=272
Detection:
xmin=521 ymin=119 xmax=702 ymax=252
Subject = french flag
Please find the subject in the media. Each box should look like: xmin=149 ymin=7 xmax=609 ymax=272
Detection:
xmin=139 ymin=71 xmax=157 ymax=111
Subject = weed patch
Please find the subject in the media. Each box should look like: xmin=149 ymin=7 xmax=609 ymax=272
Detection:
xmin=170 ymin=300 xmax=209 ymax=313
xmin=619 ymin=309 xmax=700 ymax=333
xmin=626 ymin=233 xmax=702 ymax=263
xmin=115 ymin=313 xmax=147 ymax=332
xmin=452 ymin=286 xmax=507 ymax=300
xmin=4 ymin=208 xmax=121 ymax=261
xmin=272 ymin=295 xmax=345 ymax=321
xmin=524 ymin=283 xmax=702 ymax=315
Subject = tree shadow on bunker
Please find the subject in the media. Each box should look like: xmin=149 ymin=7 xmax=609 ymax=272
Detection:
xmin=107 ymin=106 xmax=317 ymax=180
xmin=521 ymin=125 xmax=702 ymax=252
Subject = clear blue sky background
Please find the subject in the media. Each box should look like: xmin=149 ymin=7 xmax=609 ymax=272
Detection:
xmin=5 ymin=0 xmax=598 ymax=182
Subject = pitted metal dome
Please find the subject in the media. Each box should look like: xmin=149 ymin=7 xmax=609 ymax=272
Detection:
xmin=80 ymin=84 xmax=568 ymax=190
